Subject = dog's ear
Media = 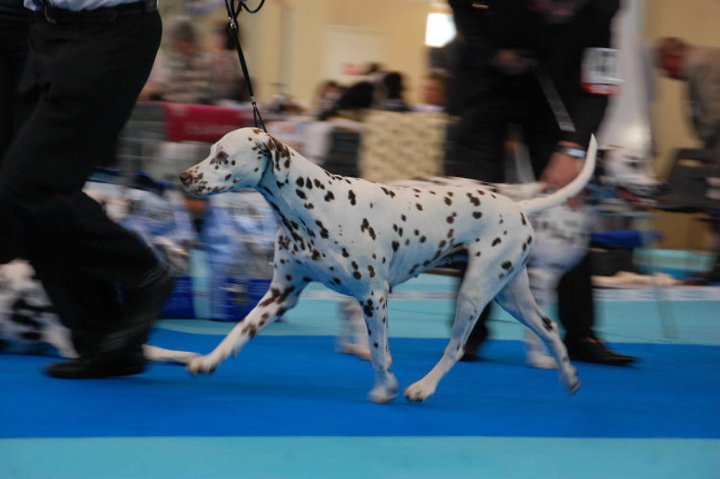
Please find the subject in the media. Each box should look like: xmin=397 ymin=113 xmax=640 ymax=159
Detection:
xmin=257 ymin=132 xmax=293 ymax=186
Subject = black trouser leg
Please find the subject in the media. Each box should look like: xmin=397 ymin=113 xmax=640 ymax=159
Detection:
xmin=0 ymin=21 xmax=31 ymax=263
xmin=557 ymin=252 xmax=595 ymax=340
xmin=0 ymin=13 xmax=163 ymax=354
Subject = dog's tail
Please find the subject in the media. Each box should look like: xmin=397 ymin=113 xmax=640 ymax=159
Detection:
xmin=518 ymin=135 xmax=597 ymax=215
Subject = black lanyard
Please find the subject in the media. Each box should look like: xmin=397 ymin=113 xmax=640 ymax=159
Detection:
xmin=224 ymin=0 xmax=267 ymax=132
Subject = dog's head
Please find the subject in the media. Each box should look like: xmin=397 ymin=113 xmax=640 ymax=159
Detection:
xmin=179 ymin=127 xmax=293 ymax=196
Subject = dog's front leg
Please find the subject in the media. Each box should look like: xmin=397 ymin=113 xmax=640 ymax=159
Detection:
xmin=358 ymin=288 xmax=398 ymax=403
xmin=187 ymin=279 xmax=305 ymax=375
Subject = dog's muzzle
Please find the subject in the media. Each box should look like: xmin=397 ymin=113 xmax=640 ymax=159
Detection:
xmin=179 ymin=170 xmax=194 ymax=189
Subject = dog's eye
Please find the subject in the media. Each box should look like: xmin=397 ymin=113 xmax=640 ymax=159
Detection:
xmin=211 ymin=151 xmax=229 ymax=165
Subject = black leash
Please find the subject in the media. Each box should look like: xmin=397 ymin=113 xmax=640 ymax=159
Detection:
xmin=224 ymin=0 xmax=267 ymax=132
xmin=534 ymin=65 xmax=576 ymax=134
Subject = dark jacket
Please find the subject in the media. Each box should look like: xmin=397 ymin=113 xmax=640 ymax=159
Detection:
xmin=447 ymin=0 xmax=621 ymax=147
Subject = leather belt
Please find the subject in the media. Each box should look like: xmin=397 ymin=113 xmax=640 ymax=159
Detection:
xmin=39 ymin=0 xmax=157 ymax=24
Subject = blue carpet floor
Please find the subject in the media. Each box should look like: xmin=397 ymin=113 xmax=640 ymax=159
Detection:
xmin=2 ymin=273 xmax=719 ymax=478
xmin=2 ymin=331 xmax=718 ymax=439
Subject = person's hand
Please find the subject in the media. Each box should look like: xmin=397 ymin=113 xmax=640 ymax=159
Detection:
xmin=540 ymin=145 xmax=585 ymax=209
xmin=492 ymin=49 xmax=534 ymax=75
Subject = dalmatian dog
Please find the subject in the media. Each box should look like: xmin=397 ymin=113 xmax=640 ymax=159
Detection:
xmin=180 ymin=127 xmax=596 ymax=403
xmin=0 ymin=247 xmax=198 ymax=365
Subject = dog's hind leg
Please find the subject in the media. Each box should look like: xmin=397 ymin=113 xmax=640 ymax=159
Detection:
xmin=358 ymin=287 xmax=399 ymax=403
xmin=187 ymin=278 xmax=306 ymax=375
xmin=494 ymin=268 xmax=580 ymax=393
xmin=524 ymin=268 xmax=560 ymax=369
xmin=404 ymin=259 xmax=497 ymax=402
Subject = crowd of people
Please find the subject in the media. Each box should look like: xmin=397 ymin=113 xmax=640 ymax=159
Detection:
xmin=138 ymin=17 xmax=250 ymax=105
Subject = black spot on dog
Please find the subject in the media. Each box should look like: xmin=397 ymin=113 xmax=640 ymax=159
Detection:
xmin=392 ymin=241 xmax=400 ymax=252
xmin=360 ymin=218 xmax=377 ymax=240
xmin=363 ymin=300 xmax=374 ymax=317
xmin=348 ymin=190 xmax=357 ymax=205
xmin=473 ymin=212 xmax=483 ymax=219
xmin=541 ymin=316 xmax=554 ymax=332
xmin=467 ymin=193 xmax=481 ymax=206
xmin=492 ymin=238 xmax=502 ymax=246
xmin=315 ymin=220 xmax=329 ymax=238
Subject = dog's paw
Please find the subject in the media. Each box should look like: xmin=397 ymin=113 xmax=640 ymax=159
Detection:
xmin=564 ymin=376 xmax=581 ymax=395
xmin=526 ymin=350 xmax=557 ymax=369
xmin=187 ymin=355 xmax=219 ymax=375
xmin=561 ymin=367 xmax=581 ymax=395
xmin=368 ymin=384 xmax=398 ymax=404
xmin=403 ymin=380 xmax=436 ymax=402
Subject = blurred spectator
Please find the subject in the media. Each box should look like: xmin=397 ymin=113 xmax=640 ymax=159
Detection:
xmin=319 ymin=81 xmax=375 ymax=121
xmin=363 ymin=62 xmax=387 ymax=86
xmin=379 ymin=71 xmax=411 ymax=112
xmin=160 ymin=17 xmax=213 ymax=104
xmin=656 ymin=37 xmax=720 ymax=151
xmin=266 ymin=93 xmax=306 ymax=116
xmin=207 ymin=22 xmax=250 ymax=104
xmin=657 ymin=37 xmax=720 ymax=283
xmin=415 ymin=70 xmax=449 ymax=112
xmin=313 ymin=79 xmax=345 ymax=115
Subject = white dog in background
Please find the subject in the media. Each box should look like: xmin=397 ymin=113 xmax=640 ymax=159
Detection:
xmin=0 ymin=257 xmax=198 ymax=364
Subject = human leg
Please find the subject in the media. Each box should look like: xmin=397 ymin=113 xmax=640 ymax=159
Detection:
xmin=558 ymin=254 xmax=637 ymax=365
xmin=0 ymin=10 xmax=171 ymax=377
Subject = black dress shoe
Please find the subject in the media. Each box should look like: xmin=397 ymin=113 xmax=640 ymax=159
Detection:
xmin=460 ymin=350 xmax=480 ymax=362
xmin=565 ymin=337 xmax=637 ymax=366
xmin=46 ymin=350 xmax=145 ymax=379
xmin=100 ymin=262 xmax=175 ymax=354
